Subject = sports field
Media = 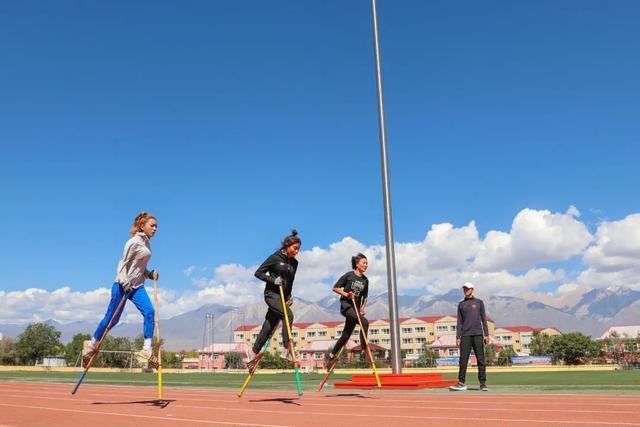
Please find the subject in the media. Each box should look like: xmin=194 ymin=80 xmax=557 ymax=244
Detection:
xmin=1 ymin=369 xmax=639 ymax=393
xmin=2 ymin=370 xmax=640 ymax=426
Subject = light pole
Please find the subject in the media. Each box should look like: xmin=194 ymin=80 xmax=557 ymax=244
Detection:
xmin=371 ymin=0 xmax=402 ymax=374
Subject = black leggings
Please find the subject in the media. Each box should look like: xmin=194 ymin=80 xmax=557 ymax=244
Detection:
xmin=332 ymin=304 xmax=369 ymax=355
xmin=253 ymin=291 xmax=294 ymax=354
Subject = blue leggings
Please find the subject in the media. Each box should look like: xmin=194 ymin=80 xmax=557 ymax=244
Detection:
xmin=93 ymin=282 xmax=155 ymax=341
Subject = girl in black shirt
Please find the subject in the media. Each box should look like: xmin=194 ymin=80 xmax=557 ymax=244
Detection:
xmin=328 ymin=253 xmax=369 ymax=363
xmin=250 ymin=229 xmax=301 ymax=361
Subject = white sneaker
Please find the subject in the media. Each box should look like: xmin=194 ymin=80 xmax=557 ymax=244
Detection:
xmin=82 ymin=340 xmax=98 ymax=366
xmin=136 ymin=348 xmax=153 ymax=367
xmin=449 ymin=382 xmax=467 ymax=391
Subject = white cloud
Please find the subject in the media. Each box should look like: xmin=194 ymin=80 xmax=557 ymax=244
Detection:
xmin=474 ymin=206 xmax=592 ymax=271
xmin=4 ymin=207 xmax=638 ymax=325
xmin=577 ymin=214 xmax=640 ymax=291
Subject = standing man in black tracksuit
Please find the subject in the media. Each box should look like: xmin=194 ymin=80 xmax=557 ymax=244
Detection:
xmin=450 ymin=282 xmax=489 ymax=392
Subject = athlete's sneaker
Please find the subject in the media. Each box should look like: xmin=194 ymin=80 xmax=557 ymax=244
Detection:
xmin=136 ymin=348 xmax=155 ymax=368
xmin=480 ymin=384 xmax=489 ymax=392
xmin=449 ymin=382 xmax=467 ymax=391
xmin=326 ymin=353 xmax=339 ymax=372
xmin=246 ymin=352 xmax=265 ymax=374
xmin=82 ymin=341 xmax=97 ymax=367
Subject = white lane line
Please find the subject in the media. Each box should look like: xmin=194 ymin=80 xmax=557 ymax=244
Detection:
xmin=8 ymin=392 xmax=638 ymax=416
xmin=0 ymin=403 xmax=292 ymax=427
xmin=175 ymin=403 xmax=640 ymax=426
xmin=5 ymin=380 xmax=640 ymax=401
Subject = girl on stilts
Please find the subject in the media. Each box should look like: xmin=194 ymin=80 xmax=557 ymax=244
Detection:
xmin=84 ymin=212 xmax=159 ymax=366
xmin=327 ymin=252 xmax=370 ymax=369
xmin=248 ymin=229 xmax=301 ymax=369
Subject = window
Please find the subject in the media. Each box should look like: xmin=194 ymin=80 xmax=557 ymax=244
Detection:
xmin=495 ymin=336 xmax=501 ymax=341
xmin=448 ymin=349 xmax=459 ymax=357
xmin=382 ymin=328 xmax=390 ymax=334
xmin=302 ymin=353 xmax=308 ymax=360
xmin=314 ymin=353 xmax=324 ymax=360
xmin=370 ymin=339 xmax=379 ymax=344
xmin=336 ymin=330 xmax=342 ymax=336
xmin=252 ymin=333 xmax=258 ymax=339
xmin=415 ymin=327 xmax=426 ymax=333
xmin=370 ymin=329 xmax=379 ymax=335
xmin=405 ymin=349 xmax=414 ymax=354
xmin=502 ymin=336 xmax=512 ymax=341
xmin=382 ymin=339 xmax=391 ymax=344
xmin=293 ymin=332 xmax=298 ymax=338
xmin=415 ymin=337 xmax=426 ymax=344
xmin=318 ymin=331 xmax=327 ymax=337
xmin=451 ymin=326 xmax=456 ymax=332
xmin=402 ymin=327 xmax=413 ymax=334
xmin=402 ymin=338 xmax=413 ymax=344
xmin=437 ymin=326 xmax=448 ymax=332
xmin=307 ymin=331 xmax=316 ymax=337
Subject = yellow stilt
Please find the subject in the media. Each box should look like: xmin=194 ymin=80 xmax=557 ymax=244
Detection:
xmin=153 ymin=278 xmax=163 ymax=400
xmin=351 ymin=295 xmax=381 ymax=388
xmin=278 ymin=285 xmax=303 ymax=395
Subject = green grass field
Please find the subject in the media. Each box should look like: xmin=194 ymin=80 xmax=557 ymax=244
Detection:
xmin=1 ymin=370 xmax=639 ymax=394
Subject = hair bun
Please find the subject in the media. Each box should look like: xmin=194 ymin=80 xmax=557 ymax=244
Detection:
xmin=290 ymin=229 xmax=298 ymax=236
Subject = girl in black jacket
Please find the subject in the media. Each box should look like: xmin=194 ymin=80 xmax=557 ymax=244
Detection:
xmin=328 ymin=253 xmax=369 ymax=366
xmin=250 ymin=229 xmax=301 ymax=362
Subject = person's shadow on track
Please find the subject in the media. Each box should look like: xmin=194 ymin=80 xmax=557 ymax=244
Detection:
xmin=92 ymin=399 xmax=174 ymax=409
xmin=323 ymin=393 xmax=376 ymax=399
xmin=249 ymin=397 xmax=301 ymax=406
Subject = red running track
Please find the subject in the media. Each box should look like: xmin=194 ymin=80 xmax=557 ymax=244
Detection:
xmin=1 ymin=381 xmax=640 ymax=427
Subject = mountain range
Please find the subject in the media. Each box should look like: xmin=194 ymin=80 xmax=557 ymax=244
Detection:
xmin=1 ymin=286 xmax=639 ymax=350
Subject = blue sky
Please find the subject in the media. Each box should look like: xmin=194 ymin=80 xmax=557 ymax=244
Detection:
xmin=1 ymin=1 xmax=639 ymax=320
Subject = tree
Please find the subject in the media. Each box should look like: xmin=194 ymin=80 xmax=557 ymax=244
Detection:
xmin=603 ymin=332 xmax=626 ymax=366
xmin=497 ymin=346 xmax=517 ymax=366
xmin=416 ymin=345 xmax=438 ymax=368
xmin=65 ymin=333 xmax=91 ymax=366
xmin=261 ymin=351 xmax=290 ymax=369
xmin=162 ymin=351 xmax=183 ymax=368
xmin=483 ymin=343 xmax=497 ymax=366
xmin=224 ymin=352 xmax=245 ymax=369
xmin=529 ymin=331 xmax=556 ymax=355
xmin=0 ymin=337 xmax=18 ymax=365
xmin=15 ymin=323 xmax=62 ymax=365
xmin=550 ymin=332 xmax=600 ymax=365
xmin=96 ymin=336 xmax=135 ymax=368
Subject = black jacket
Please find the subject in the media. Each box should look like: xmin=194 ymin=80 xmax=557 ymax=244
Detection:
xmin=456 ymin=297 xmax=489 ymax=338
xmin=254 ymin=250 xmax=298 ymax=299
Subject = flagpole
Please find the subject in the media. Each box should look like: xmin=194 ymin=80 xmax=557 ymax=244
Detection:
xmin=371 ymin=0 xmax=402 ymax=374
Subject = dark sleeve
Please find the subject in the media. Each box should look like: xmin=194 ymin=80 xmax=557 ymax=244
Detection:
xmin=332 ymin=273 xmax=349 ymax=290
xmin=480 ymin=300 xmax=489 ymax=337
xmin=456 ymin=302 xmax=463 ymax=338
xmin=254 ymin=253 xmax=277 ymax=285
xmin=362 ymin=278 xmax=369 ymax=300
